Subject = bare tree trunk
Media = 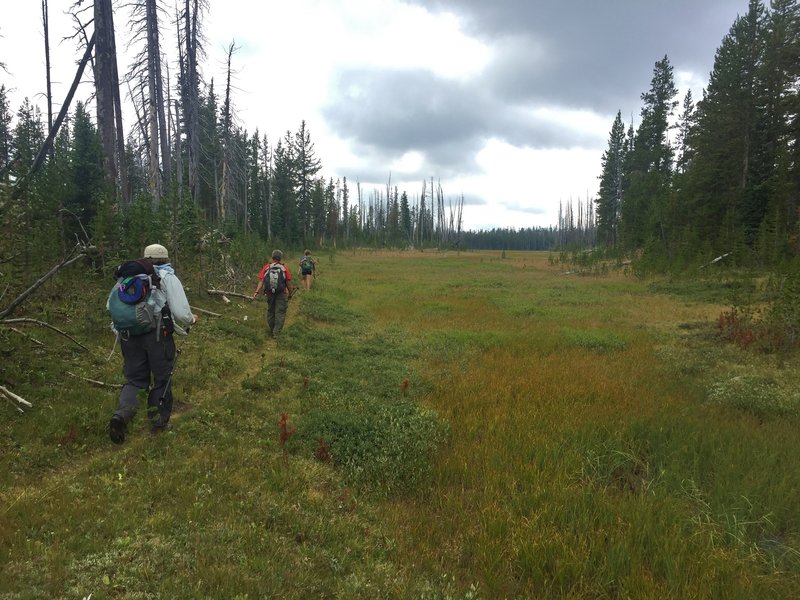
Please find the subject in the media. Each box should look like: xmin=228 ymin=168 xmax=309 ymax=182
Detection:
xmin=149 ymin=0 xmax=171 ymax=187
xmin=262 ymin=134 xmax=271 ymax=240
xmin=94 ymin=0 xmax=119 ymax=187
xmin=107 ymin=3 xmax=128 ymax=205
xmin=42 ymin=0 xmax=53 ymax=153
xmin=145 ymin=0 xmax=163 ymax=207
xmin=218 ymin=41 xmax=237 ymax=224
xmin=183 ymin=0 xmax=201 ymax=205
xmin=174 ymin=99 xmax=183 ymax=204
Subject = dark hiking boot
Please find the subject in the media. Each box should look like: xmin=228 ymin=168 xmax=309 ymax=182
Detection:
xmin=150 ymin=420 xmax=171 ymax=435
xmin=109 ymin=416 xmax=126 ymax=444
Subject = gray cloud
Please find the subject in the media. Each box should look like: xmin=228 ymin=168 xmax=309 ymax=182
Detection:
xmin=324 ymin=65 xmax=609 ymax=179
xmin=324 ymin=0 xmax=747 ymax=188
xmin=406 ymin=0 xmax=746 ymax=113
xmin=324 ymin=69 xmax=488 ymax=172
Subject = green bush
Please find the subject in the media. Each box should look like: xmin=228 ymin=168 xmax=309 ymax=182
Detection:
xmin=291 ymin=398 xmax=448 ymax=494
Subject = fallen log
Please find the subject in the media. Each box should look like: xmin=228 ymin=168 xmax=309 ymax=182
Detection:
xmin=1 ymin=318 xmax=92 ymax=353
xmin=0 ymin=385 xmax=32 ymax=411
xmin=206 ymin=289 xmax=254 ymax=301
xmin=66 ymin=371 xmax=123 ymax=389
xmin=190 ymin=305 xmax=222 ymax=317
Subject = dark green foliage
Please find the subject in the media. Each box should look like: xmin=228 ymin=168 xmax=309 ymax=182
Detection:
xmin=272 ymin=281 xmax=448 ymax=494
xmin=597 ymin=111 xmax=626 ymax=248
xmin=462 ymin=226 xmax=558 ymax=250
xmin=291 ymin=398 xmax=447 ymax=493
xmin=592 ymin=0 xmax=800 ymax=274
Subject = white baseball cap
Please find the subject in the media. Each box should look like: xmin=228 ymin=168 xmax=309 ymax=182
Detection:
xmin=143 ymin=243 xmax=169 ymax=260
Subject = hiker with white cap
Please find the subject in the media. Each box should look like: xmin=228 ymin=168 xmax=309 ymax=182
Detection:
xmin=107 ymin=243 xmax=198 ymax=444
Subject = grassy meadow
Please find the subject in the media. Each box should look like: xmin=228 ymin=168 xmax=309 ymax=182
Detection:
xmin=1 ymin=249 xmax=800 ymax=598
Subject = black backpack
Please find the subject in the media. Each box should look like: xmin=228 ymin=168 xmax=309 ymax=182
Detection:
xmin=265 ymin=263 xmax=287 ymax=295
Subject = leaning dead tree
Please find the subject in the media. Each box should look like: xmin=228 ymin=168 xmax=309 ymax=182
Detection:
xmin=42 ymin=0 xmax=54 ymax=144
xmin=10 ymin=33 xmax=96 ymax=200
xmin=0 ymin=245 xmax=95 ymax=321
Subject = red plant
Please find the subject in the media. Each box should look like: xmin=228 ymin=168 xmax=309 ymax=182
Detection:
xmin=338 ymin=488 xmax=356 ymax=512
xmin=314 ymin=437 xmax=331 ymax=463
xmin=278 ymin=412 xmax=296 ymax=447
xmin=717 ymin=309 xmax=756 ymax=348
xmin=400 ymin=377 xmax=410 ymax=395
xmin=58 ymin=424 xmax=78 ymax=447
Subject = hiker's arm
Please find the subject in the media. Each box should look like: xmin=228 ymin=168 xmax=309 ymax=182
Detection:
xmin=253 ymin=265 xmax=268 ymax=297
xmin=284 ymin=266 xmax=293 ymax=294
xmin=162 ymin=274 xmax=195 ymax=327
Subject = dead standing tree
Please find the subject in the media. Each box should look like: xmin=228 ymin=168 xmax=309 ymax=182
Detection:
xmin=42 ymin=0 xmax=54 ymax=147
xmin=94 ymin=0 xmax=128 ymax=204
xmin=126 ymin=0 xmax=171 ymax=208
xmin=178 ymin=0 xmax=207 ymax=205
xmin=218 ymin=41 xmax=238 ymax=223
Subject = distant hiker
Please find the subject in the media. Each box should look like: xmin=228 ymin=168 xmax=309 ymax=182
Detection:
xmin=299 ymin=249 xmax=317 ymax=290
xmin=107 ymin=243 xmax=197 ymax=444
xmin=253 ymin=249 xmax=292 ymax=337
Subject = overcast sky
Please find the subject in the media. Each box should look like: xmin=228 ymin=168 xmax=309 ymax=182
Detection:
xmin=1 ymin=0 xmax=749 ymax=230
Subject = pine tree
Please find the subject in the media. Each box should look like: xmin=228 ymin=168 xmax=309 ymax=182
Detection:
xmin=0 ymin=85 xmax=12 ymax=186
xmin=271 ymin=132 xmax=297 ymax=243
xmin=619 ymin=56 xmax=678 ymax=253
xmin=197 ymin=81 xmax=221 ymax=221
xmin=293 ymin=120 xmax=321 ymax=245
xmin=341 ymin=176 xmax=349 ymax=242
xmin=682 ymin=1 xmax=766 ymax=254
xmin=596 ymin=110 xmax=626 ymax=248
xmin=753 ymin=0 xmax=800 ymax=255
xmin=400 ymin=190 xmax=411 ymax=244
xmin=67 ymin=101 xmax=106 ymax=238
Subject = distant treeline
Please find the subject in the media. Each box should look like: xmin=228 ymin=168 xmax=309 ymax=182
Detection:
xmin=1 ymin=0 xmax=798 ymax=273
xmin=462 ymin=227 xmax=558 ymax=251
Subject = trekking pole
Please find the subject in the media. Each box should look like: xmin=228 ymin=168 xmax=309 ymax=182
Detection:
xmin=159 ymin=334 xmax=189 ymax=406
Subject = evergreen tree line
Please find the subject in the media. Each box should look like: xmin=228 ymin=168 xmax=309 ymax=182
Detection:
xmin=459 ymin=195 xmax=596 ymax=251
xmin=596 ymin=0 xmax=800 ymax=268
xmin=0 ymin=1 xmax=466 ymax=269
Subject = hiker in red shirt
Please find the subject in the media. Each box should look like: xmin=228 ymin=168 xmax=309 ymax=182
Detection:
xmin=253 ymin=249 xmax=292 ymax=337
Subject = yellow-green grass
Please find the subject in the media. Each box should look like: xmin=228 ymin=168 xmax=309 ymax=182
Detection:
xmin=1 ymin=249 xmax=799 ymax=598
xmin=336 ymin=250 xmax=800 ymax=597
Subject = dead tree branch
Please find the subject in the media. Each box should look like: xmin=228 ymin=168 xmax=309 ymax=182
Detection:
xmin=0 ymin=319 xmax=92 ymax=353
xmin=0 ymin=248 xmax=93 ymax=321
xmin=8 ymin=327 xmax=45 ymax=346
xmin=190 ymin=305 xmax=222 ymax=317
xmin=0 ymin=385 xmax=33 ymax=411
xmin=66 ymin=371 xmax=123 ymax=388
xmin=206 ymin=289 xmax=254 ymax=301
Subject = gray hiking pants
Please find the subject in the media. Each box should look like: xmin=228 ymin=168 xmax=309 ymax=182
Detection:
xmin=266 ymin=292 xmax=288 ymax=336
xmin=113 ymin=330 xmax=176 ymax=426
